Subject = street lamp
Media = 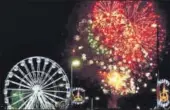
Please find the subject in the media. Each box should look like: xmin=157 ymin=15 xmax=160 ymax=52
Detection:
xmin=71 ymin=59 xmax=81 ymax=91
xmin=95 ymin=97 xmax=100 ymax=101
xmin=70 ymin=59 xmax=81 ymax=103
xmin=85 ymin=96 xmax=89 ymax=100
xmin=69 ymin=59 xmax=81 ymax=108
xmin=71 ymin=59 xmax=81 ymax=67
xmin=151 ymin=88 xmax=156 ymax=92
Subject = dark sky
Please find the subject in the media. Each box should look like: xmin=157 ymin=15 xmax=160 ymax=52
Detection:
xmin=0 ymin=0 xmax=170 ymax=109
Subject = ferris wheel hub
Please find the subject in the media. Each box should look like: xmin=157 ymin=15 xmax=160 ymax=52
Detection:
xmin=32 ymin=85 xmax=42 ymax=94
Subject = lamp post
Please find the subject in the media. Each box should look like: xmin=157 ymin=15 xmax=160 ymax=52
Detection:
xmin=71 ymin=59 xmax=81 ymax=91
xmin=70 ymin=59 xmax=81 ymax=106
xmin=91 ymin=98 xmax=93 ymax=110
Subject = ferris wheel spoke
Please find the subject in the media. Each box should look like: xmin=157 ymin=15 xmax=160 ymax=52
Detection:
xmin=9 ymin=80 xmax=31 ymax=89
xmin=29 ymin=59 xmax=35 ymax=72
xmin=18 ymin=68 xmax=33 ymax=86
xmin=18 ymin=96 xmax=31 ymax=109
xmin=11 ymin=93 xmax=32 ymax=106
xmin=24 ymin=95 xmax=36 ymax=109
xmin=6 ymin=88 xmax=31 ymax=91
xmin=29 ymin=60 xmax=36 ymax=81
xmin=44 ymin=84 xmax=66 ymax=90
xmin=37 ymin=71 xmax=43 ymax=84
xmin=43 ymin=90 xmax=67 ymax=93
xmin=44 ymin=94 xmax=58 ymax=105
xmin=24 ymin=64 xmax=35 ymax=83
xmin=44 ymin=92 xmax=66 ymax=101
xmin=38 ymin=72 xmax=45 ymax=84
xmin=42 ymin=62 xmax=47 ymax=73
xmin=32 ymin=71 xmax=37 ymax=83
xmin=43 ymin=76 xmax=64 ymax=89
xmin=7 ymin=91 xmax=31 ymax=99
xmin=40 ymin=103 xmax=46 ymax=109
xmin=37 ymin=62 xmax=40 ymax=83
xmin=34 ymin=94 xmax=49 ymax=109
xmin=38 ymin=95 xmax=46 ymax=109
xmin=42 ymin=69 xmax=60 ymax=87
xmin=39 ymin=94 xmax=48 ymax=105
xmin=41 ymin=66 xmax=53 ymax=84
xmin=39 ymin=64 xmax=47 ymax=83
xmin=39 ymin=102 xmax=46 ymax=109
xmin=42 ymin=63 xmax=47 ymax=76
xmin=42 ymin=72 xmax=56 ymax=87
xmin=39 ymin=72 xmax=52 ymax=86
xmin=40 ymin=94 xmax=54 ymax=109
xmin=13 ymin=74 xmax=31 ymax=87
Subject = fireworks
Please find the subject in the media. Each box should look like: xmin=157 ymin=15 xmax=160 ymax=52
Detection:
xmin=70 ymin=0 xmax=166 ymax=95
xmin=99 ymin=70 xmax=136 ymax=95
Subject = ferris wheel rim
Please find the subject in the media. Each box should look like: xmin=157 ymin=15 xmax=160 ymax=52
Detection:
xmin=7 ymin=56 xmax=68 ymax=76
xmin=5 ymin=56 xmax=70 ymax=86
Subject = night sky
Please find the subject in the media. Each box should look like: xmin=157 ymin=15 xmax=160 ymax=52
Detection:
xmin=0 ymin=0 xmax=170 ymax=109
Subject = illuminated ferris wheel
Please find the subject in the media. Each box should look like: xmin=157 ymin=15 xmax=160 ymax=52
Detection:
xmin=4 ymin=56 xmax=71 ymax=109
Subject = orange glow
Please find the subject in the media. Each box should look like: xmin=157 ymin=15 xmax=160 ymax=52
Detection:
xmin=99 ymin=70 xmax=136 ymax=95
xmin=107 ymin=71 xmax=130 ymax=90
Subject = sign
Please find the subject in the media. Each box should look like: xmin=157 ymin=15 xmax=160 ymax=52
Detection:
xmin=157 ymin=79 xmax=170 ymax=108
xmin=72 ymin=87 xmax=86 ymax=105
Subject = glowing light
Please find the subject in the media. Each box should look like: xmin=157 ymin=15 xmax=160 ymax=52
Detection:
xmin=95 ymin=97 xmax=100 ymax=100
xmin=72 ymin=59 xmax=81 ymax=67
xmin=151 ymin=23 xmax=157 ymax=28
xmin=88 ymin=60 xmax=94 ymax=65
xmin=113 ymin=65 xmax=117 ymax=70
xmin=101 ymin=79 xmax=104 ymax=83
xmin=99 ymin=70 xmax=135 ymax=95
xmin=74 ymin=35 xmax=81 ymax=41
xmin=103 ymin=88 xmax=109 ymax=94
xmin=100 ymin=61 xmax=104 ymax=66
xmin=143 ymin=83 xmax=147 ymax=88
xmin=151 ymin=88 xmax=156 ymax=92
xmin=85 ymin=96 xmax=89 ymax=100
xmin=155 ymin=73 xmax=158 ymax=77
xmin=107 ymin=72 xmax=128 ymax=90
xmin=78 ymin=46 xmax=83 ymax=50
xmin=59 ymin=84 xmax=65 ymax=87
xmin=81 ymin=54 xmax=87 ymax=61
xmin=136 ymin=105 xmax=140 ymax=109
xmin=32 ymin=85 xmax=42 ymax=94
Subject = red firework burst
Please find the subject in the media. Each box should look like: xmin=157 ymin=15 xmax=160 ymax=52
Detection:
xmin=90 ymin=0 xmax=165 ymax=78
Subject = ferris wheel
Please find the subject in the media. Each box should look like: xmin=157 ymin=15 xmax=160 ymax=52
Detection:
xmin=4 ymin=56 xmax=71 ymax=109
